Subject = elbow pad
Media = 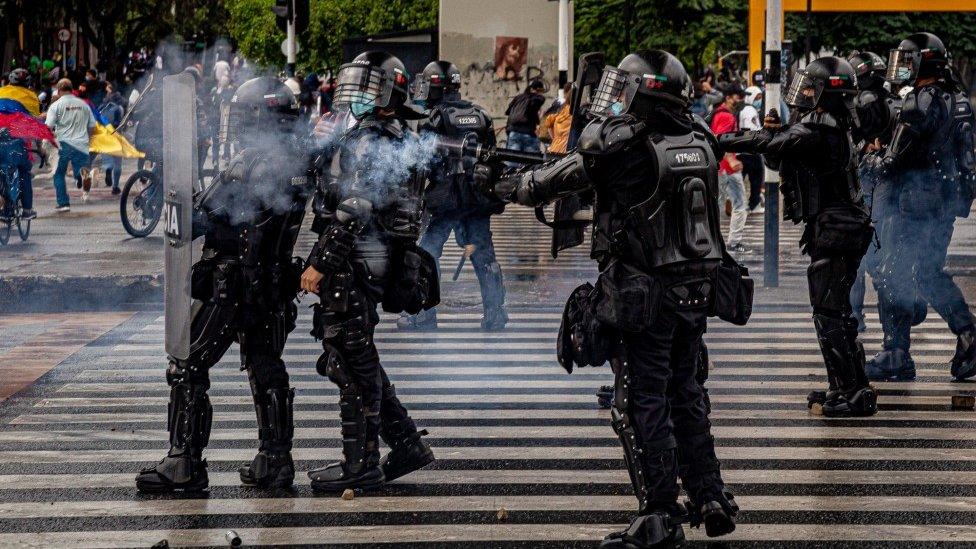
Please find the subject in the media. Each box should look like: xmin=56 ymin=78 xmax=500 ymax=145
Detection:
xmin=718 ymin=128 xmax=772 ymax=153
xmin=511 ymin=152 xmax=592 ymax=207
xmin=310 ymin=197 xmax=371 ymax=273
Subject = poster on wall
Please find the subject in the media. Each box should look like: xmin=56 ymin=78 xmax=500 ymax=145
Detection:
xmin=494 ymin=36 xmax=528 ymax=80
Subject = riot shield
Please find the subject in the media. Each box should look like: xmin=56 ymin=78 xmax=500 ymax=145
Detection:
xmin=162 ymin=73 xmax=198 ymax=360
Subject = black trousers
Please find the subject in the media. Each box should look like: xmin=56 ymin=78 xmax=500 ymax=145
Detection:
xmin=740 ymin=153 xmax=764 ymax=210
xmin=612 ymin=302 xmax=726 ymax=514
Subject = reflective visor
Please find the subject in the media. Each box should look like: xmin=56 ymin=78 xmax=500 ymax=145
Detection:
xmin=590 ymin=67 xmax=637 ymax=117
xmin=333 ymin=64 xmax=388 ymax=110
xmin=784 ymin=70 xmax=818 ymax=110
xmin=886 ymin=48 xmax=919 ymax=85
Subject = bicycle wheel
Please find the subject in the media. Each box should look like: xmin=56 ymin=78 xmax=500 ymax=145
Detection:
xmin=15 ymin=203 xmax=29 ymax=242
xmin=120 ymin=169 xmax=162 ymax=238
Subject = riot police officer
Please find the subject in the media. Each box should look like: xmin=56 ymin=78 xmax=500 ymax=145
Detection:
xmin=398 ymin=60 xmax=508 ymax=331
xmin=300 ymin=51 xmax=437 ymax=493
xmin=486 ymin=50 xmax=741 ymax=548
xmin=847 ymin=51 xmax=901 ymax=333
xmin=867 ymin=33 xmax=976 ymax=381
xmin=135 ymin=77 xmax=310 ymax=492
xmin=721 ymin=56 xmax=878 ymax=417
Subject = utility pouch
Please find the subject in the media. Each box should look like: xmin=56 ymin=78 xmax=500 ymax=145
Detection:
xmin=813 ymin=206 xmax=873 ymax=254
xmin=557 ymin=282 xmax=613 ymax=373
xmin=382 ymin=242 xmax=441 ymax=314
xmin=711 ymin=254 xmax=754 ymax=326
xmin=593 ymin=261 xmax=661 ymax=333
xmin=322 ymin=267 xmax=353 ymax=313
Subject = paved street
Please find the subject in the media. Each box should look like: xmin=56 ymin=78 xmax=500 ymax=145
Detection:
xmin=2 ymin=203 xmax=976 ymax=547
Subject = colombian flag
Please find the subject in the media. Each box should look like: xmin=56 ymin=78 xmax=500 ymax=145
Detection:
xmin=87 ymin=102 xmax=144 ymax=159
xmin=0 ymin=89 xmax=54 ymax=143
xmin=0 ymin=85 xmax=40 ymax=117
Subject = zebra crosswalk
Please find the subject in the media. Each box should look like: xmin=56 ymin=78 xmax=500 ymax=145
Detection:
xmin=0 ymin=302 xmax=974 ymax=547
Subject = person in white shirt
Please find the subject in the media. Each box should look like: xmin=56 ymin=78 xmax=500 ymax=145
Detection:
xmin=45 ymin=79 xmax=96 ymax=212
xmin=738 ymin=86 xmax=765 ymax=213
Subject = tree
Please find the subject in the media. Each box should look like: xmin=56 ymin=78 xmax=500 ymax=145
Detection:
xmin=575 ymin=0 xmax=748 ymax=76
xmin=225 ymin=0 xmax=437 ymax=73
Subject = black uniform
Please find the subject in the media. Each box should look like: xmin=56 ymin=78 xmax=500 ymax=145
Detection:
xmin=399 ymin=61 xmax=507 ymax=330
xmin=305 ymin=51 xmax=437 ymax=493
xmin=721 ymin=56 xmax=877 ymax=417
xmin=135 ymin=77 xmax=310 ymax=493
xmin=846 ymin=51 xmax=903 ymax=333
xmin=491 ymin=50 xmax=741 ymax=549
xmin=869 ymin=32 xmax=976 ymax=381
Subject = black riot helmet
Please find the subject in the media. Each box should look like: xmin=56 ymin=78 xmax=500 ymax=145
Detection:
xmin=334 ymin=50 xmax=413 ymax=119
xmin=847 ymin=50 xmax=887 ymax=90
xmin=226 ymin=76 xmax=300 ymax=149
xmin=590 ymin=50 xmax=692 ymax=119
xmin=7 ymin=68 xmax=29 ymax=87
xmin=784 ymin=56 xmax=858 ymax=118
xmin=887 ymin=32 xmax=949 ymax=86
xmin=412 ymin=60 xmax=462 ymax=107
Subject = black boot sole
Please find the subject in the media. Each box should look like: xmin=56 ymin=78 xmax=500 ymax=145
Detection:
xmin=135 ymin=477 xmax=208 ymax=494
xmin=310 ymin=469 xmax=385 ymax=494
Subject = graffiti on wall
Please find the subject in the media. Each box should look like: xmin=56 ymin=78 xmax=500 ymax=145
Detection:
xmin=461 ymin=55 xmax=556 ymax=132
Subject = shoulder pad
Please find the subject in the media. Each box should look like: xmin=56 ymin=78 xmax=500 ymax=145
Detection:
xmin=953 ymin=92 xmax=974 ymax=119
xmin=578 ymin=116 xmax=646 ymax=156
xmin=855 ymin=90 xmax=879 ymax=108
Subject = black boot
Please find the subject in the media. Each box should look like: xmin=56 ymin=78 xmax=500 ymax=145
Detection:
xmin=240 ymin=388 xmax=296 ymax=489
xmin=600 ymin=512 xmax=686 ymax=549
xmin=951 ymin=327 xmax=976 ymax=381
xmin=378 ymin=383 xmax=435 ymax=481
xmin=309 ymin=392 xmax=385 ymax=493
xmin=135 ymin=379 xmax=212 ymax=493
xmin=676 ymin=432 xmax=737 ymax=538
xmin=866 ymin=348 xmax=916 ymax=381
xmin=810 ymin=314 xmax=878 ymax=417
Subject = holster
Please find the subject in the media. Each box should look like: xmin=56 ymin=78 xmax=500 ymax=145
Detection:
xmin=557 ymin=282 xmax=614 ymax=373
xmin=710 ymin=253 xmax=754 ymax=326
xmin=593 ymin=261 xmax=662 ymax=333
xmin=382 ymin=241 xmax=441 ymax=315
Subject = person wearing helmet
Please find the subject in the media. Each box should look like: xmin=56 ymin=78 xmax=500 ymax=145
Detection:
xmin=484 ymin=50 xmax=740 ymax=548
xmin=300 ymin=51 xmax=436 ymax=493
xmin=722 ymin=56 xmax=878 ymax=418
xmin=397 ymin=60 xmax=509 ymax=331
xmin=845 ymin=50 xmax=907 ymax=333
xmin=135 ymin=77 xmax=312 ymax=493
xmin=866 ymin=32 xmax=976 ymax=381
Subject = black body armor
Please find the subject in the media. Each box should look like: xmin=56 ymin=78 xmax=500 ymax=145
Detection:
xmin=312 ymin=116 xmax=428 ymax=241
xmin=422 ymin=100 xmax=500 ymax=216
xmin=853 ymin=88 xmax=900 ymax=149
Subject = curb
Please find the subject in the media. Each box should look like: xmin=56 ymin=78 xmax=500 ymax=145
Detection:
xmin=0 ymin=274 xmax=163 ymax=312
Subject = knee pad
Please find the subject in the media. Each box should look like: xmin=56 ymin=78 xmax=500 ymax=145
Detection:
xmin=808 ymin=258 xmax=852 ymax=314
xmin=316 ymin=344 xmax=356 ymax=392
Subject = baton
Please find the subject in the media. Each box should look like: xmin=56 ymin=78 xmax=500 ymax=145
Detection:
xmin=452 ymin=244 xmax=476 ymax=281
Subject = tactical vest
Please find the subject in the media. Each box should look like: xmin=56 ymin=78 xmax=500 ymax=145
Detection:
xmin=592 ymin=130 xmax=724 ymax=271
xmin=937 ymin=91 xmax=976 ymax=213
xmin=779 ymin=121 xmax=862 ymax=222
xmin=314 ymin=119 xmax=428 ymax=240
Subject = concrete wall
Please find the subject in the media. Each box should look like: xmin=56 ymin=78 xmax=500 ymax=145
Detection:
xmin=439 ymin=0 xmax=573 ymax=130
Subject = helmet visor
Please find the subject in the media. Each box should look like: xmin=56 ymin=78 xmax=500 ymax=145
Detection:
xmin=590 ymin=67 xmax=639 ymax=117
xmin=784 ymin=70 xmax=819 ymax=110
xmin=333 ymin=64 xmax=392 ymax=116
xmin=886 ymin=48 xmax=920 ymax=85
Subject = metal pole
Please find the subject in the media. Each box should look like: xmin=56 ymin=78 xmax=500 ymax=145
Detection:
xmin=286 ymin=10 xmax=297 ymax=77
xmin=557 ymin=0 xmax=570 ymax=96
xmin=763 ymin=0 xmax=782 ymax=287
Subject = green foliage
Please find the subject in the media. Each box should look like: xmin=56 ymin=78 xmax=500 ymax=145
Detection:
xmin=575 ymin=0 xmax=748 ymax=75
xmin=225 ymin=0 xmax=437 ymax=73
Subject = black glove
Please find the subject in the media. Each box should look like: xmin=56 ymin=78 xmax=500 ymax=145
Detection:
xmin=473 ymin=162 xmax=497 ymax=197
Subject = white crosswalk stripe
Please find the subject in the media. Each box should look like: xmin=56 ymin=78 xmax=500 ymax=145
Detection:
xmin=1 ymin=205 xmax=972 ymax=547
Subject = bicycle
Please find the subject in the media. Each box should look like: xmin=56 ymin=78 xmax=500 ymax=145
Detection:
xmin=0 ymin=140 xmax=32 ymax=246
xmin=120 ymin=158 xmax=163 ymax=238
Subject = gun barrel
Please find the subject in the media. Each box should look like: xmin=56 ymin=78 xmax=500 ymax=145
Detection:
xmin=480 ymin=146 xmax=548 ymax=165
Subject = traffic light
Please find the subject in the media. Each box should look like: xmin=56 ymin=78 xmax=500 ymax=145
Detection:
xmin=274 ymin=0 xmax=309 ymax=35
